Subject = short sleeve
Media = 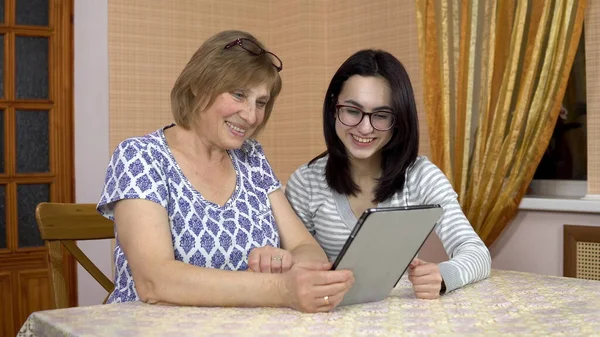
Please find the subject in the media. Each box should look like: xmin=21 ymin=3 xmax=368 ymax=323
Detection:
xmin=284 ymin=166 xmax=315 ymax=235
xmin=244 ymin=139 xmax=282 ymax=194
xmin=97 ymin=138 xmax=169 ymax=220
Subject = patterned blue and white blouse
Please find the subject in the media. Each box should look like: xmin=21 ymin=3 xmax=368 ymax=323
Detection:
xmin=97 ymin=124 xmax=282 ymax=303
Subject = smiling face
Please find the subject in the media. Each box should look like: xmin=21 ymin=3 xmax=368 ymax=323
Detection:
xmin=195 ymin=82 xmax=270 ymax=150
xmin=335 ymin=75 xmax=394 ymax=162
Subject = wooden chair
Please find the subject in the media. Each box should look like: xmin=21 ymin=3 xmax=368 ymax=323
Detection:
xmin=36 ymin=202 xmax=115 ymax=309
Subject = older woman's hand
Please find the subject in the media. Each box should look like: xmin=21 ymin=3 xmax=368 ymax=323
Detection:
xmin=248 ymin=246 xmax=293 ymax=273
xmin=279 ymin=260 xmax=354 ymax=313
xmin=407 ymin=258 xmax=443 ymax=299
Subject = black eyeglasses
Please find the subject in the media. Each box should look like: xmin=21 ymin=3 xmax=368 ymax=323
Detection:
xmin=224 ymin=38 xmax=283 ymax=72
xmin=336 ymin=104 xmax=396 ymax=131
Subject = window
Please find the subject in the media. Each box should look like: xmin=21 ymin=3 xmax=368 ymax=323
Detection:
xmin=529 ymin=28 xmax=587 ymax=198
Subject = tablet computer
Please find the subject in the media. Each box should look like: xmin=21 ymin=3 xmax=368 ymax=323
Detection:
xmin=332 ymin=204 xmax=443 ymax=306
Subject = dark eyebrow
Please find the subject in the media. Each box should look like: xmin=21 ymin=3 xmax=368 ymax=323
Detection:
xmin=343 ymin=99 xmax=392 ymax=111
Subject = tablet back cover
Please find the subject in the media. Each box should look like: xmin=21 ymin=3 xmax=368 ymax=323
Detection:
xmin=334 ymin=205 xmax=443 ymax=306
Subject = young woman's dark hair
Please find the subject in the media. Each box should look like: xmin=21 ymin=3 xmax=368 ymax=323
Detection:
xmin=309 ymin=49 xmax=419 ymax=203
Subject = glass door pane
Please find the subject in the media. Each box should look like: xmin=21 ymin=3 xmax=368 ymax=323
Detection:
xmin=16 ymin=0 xmax=49 ymax=26
xmin=17 ymin=184 xmax=49 ymax=247
xmin=0 ymin=1 xmax=4 ymax=24
xmin=16 ymin=110 xmax=49 ymax=173
xmin=16 ymin=36 xmax=49 ymax=99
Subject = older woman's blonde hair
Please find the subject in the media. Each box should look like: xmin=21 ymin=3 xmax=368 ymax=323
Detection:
xmin=171 ymin=30 xmax=282 ymax=135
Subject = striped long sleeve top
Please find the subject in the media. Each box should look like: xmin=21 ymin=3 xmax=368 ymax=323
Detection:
xmin=284 ymin=155 xmax=491 ymax=294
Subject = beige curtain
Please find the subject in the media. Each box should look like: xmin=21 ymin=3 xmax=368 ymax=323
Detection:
xmin=416 ymin=0 xmax=587 ymax=246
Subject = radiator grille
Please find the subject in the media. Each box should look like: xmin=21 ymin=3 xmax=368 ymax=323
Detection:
xmin=576 ymin=241 xmax=600 ymax=281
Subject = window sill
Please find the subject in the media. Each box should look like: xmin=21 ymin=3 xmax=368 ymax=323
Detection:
xmin=519 ymin=194 xmax=600 ymax=214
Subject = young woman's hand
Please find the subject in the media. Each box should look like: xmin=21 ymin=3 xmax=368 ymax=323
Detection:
xmin=248 ymin=246 xmax=293 ymax=273
xmin=407 ymin=258 xmax=443 ymax=299
xmin=278 ymin=260 xmax=354 ymax=313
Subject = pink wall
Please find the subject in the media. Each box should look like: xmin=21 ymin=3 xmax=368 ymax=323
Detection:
xmin=419 ymin=210 xmax=600 ymax=277
xmin=74 ymin=0 xmax=112 ymax=306
xmin=490 ymin=211 xmax=600 ymax=276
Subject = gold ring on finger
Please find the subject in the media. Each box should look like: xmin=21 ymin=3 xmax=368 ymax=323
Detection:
xmin=323 ymin=295 xmax=330 ymax=305
xmin=271 ymin=256 xmax=282 ymax=261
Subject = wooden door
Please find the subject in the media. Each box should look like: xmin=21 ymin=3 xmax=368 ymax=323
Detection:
xmin=0 ymin=1 xmax=74 ymax=336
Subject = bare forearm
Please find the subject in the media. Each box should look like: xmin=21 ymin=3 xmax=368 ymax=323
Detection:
xmin=137 ymin=260 xmax=284 ymax=307
xmin=290 ymin=243 xmax=328 ymax=264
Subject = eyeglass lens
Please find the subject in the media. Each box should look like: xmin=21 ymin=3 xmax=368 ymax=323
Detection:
xmin=337 ymin=106 xmax=394 ymax=130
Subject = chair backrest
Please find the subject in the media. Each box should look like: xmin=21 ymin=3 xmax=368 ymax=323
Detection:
xmin=36 ymin=202 xmax=115 ymax=308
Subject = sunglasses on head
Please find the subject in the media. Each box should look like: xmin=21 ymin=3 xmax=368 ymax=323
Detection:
xmin=224 ymin=38 xmax=283 ymax=72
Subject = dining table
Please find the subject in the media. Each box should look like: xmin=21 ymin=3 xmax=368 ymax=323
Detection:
xmin=17 ymin=269 xmax=600 ymax=336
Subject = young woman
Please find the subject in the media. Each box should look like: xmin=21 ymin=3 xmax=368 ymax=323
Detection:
xmin=97 ymin=30 xmax=353 ymax=312
xmin=285 ymin=50 xmax=491 ymax=299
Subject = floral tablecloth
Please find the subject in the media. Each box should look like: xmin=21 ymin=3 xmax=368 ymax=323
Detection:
xmin=17 ymin=269 xmax=600 ymax=336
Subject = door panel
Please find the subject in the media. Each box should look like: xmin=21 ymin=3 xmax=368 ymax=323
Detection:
xmin=17 ymin=269 xmax=52 ymax=324
xmin=0 ymin=272 xmax=14 ymax=336
xmin=0 ymin=185 xmax=5 ymax=249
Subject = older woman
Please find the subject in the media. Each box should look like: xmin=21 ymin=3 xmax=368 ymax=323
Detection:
xmin=97 ymin=30 xmax=353 ymax=313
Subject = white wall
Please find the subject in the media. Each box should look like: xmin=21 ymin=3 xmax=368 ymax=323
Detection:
xmin=419 ymin=210 xmax=600 ymax=277
xmin=490 ymin=211 xmax=600 ymax=276
xmin=74 ymin=0 xmax=112 ymax=306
